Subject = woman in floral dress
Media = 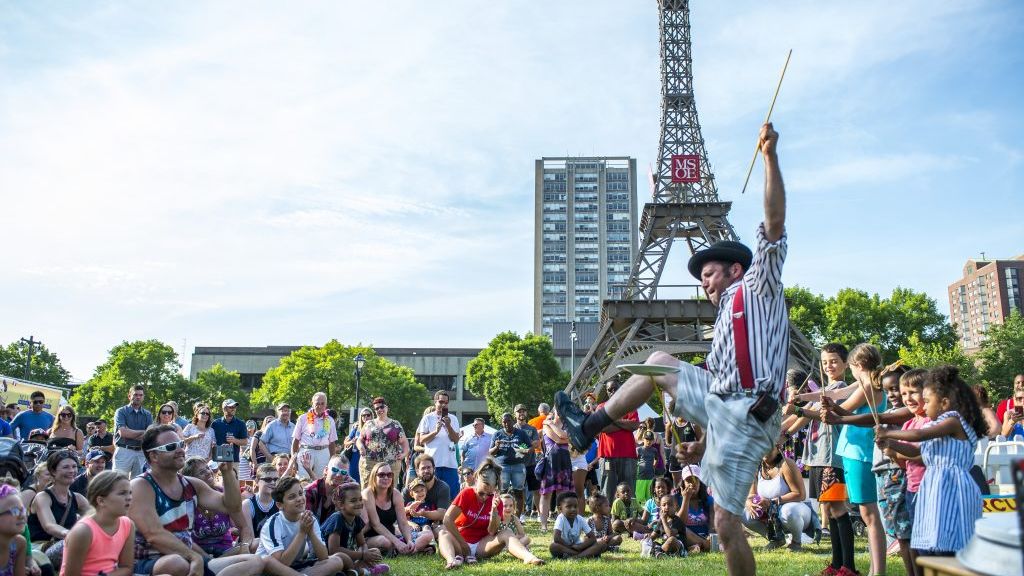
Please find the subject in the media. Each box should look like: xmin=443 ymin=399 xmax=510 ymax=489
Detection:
xmin=357 ymin=396 xmax=410 ymax=488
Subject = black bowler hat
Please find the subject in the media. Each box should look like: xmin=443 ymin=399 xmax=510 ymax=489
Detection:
xmin=687 ymin=240 xmax=753 ymax=279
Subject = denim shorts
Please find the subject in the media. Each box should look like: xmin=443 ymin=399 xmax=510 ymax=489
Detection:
xmin=502 ymin=463 xmax=526 ymax=492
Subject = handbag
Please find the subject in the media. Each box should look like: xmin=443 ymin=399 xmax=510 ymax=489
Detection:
xmin=763 ymin=500 xmax=784 ymax=542
xmin=40 ymin=489 xmax=75 ymax=552
xmin=533 ymin=449 xmax=549 ymax=478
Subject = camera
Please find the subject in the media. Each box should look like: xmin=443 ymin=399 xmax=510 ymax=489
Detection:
xmin=213 ymin=444 xmax=235 ymax=462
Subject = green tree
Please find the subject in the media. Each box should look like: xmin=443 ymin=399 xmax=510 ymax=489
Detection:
xmin=785 ymin=286 xmax=827 ymax=346
xmin=253 ymin=340 xmax=429 ymax=434
xmin=0 ymin=341 xmax=71 ymax=386
xmin=977 ymin=311 xmax=1024 ymax=400
xmin=898 ymin=333 xmax=976 ymax=378
xmin=70 ymin=339 xmax=203 ymax=421
xmin=193 ymin=364 xmax=250 ymax=419
xmin=465 ymin=331 xmax=567 ymax=421
xmin=785 ymin=286 xmax=955 ymax=363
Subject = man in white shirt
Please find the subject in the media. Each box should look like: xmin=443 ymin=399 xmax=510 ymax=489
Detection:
xmin=416 ymin=390 xmax=460 ymax=494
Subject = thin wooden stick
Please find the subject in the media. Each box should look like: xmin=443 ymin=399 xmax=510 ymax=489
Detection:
xmin=740 ymin=49 xmax=792 ymax=194
xmin=860 ymin=378 xmax=881 ymax=428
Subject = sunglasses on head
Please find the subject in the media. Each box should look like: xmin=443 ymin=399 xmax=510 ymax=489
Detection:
xmin=146 ymin=440 xmax=185 ymax=453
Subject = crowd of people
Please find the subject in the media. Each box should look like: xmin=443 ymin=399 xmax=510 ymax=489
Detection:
xmin=0 ymin=124 xmax=1015 ymax=576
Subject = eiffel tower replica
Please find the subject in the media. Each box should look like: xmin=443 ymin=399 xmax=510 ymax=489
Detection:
xmin=565 ymin=0 xmax=818 ymax=398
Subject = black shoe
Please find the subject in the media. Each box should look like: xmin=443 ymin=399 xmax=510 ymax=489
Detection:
xmin=554 ymin=391 xmax=591 ymax=452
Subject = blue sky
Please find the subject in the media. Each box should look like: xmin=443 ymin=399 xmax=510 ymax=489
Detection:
xmin=2 ymin=1 xmax=1021 ymax=380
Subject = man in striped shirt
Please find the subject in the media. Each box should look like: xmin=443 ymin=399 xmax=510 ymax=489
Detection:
xmin=557 ymin=122 xmax=788 ymax=576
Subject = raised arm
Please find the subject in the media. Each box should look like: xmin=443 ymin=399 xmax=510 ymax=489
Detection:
xmin=760 ymin=123 xmax=785 ymax=242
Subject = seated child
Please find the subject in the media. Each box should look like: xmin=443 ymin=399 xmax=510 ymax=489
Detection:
xmin=640 ymin=477 xmax=672 ymax=532
xmin=586 ymin=492 xmax=622 ymax=551
xmin=678 ymin=466 xmax=713 ymax=553
xmin=403 ymin=478 xmax=435 ymax=545
xmin=257 ymin=476 xmax=350 ymax=575
xmin=550 ymin=492 xmax=609 ymax=559
xmin=646 ymin=494 xmax=689 ymax=558
xmin=610 ymin=482 xmax=648 ymax=537
xmin=498 ymin=493 xmax=530 ymax=546
xmin=327 ymin=482 xmax=388 ymax=576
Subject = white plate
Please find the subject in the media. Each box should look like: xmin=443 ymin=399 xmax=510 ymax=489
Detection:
xmin=617 ymin=363 xmax=681 ymax=376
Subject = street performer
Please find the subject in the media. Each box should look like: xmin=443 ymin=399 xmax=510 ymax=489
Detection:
xmin=556 ymin=122 xmax=788 ymax=576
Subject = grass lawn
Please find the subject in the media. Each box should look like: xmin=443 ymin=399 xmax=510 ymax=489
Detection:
xmin=386 ymin=523 xmax=909 ymax=576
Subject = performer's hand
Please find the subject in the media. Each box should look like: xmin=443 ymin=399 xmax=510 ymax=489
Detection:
xmin=676 ymin=441 xmax=704 ymax=465
xmin=759 ymin=122 xmax=779 ymax=156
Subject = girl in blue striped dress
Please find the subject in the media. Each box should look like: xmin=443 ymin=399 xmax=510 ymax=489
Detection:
xmin=875 ymin=365 xmax=986 ymax=556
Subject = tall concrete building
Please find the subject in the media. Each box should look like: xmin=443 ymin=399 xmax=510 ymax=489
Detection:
xmin=534 ymin=157 xmax=638 ymax=343
xmin=947 ymin=254 xmax=1024 ymax=352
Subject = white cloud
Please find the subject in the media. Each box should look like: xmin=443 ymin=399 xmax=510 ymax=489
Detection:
xmin=0 ymin=1 xmax=1019 ymax=378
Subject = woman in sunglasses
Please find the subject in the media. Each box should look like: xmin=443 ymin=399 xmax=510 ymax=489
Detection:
xmin=356 ymin=398 xmax=409 ymax=489
xmin=361 ymin=462 xmax=431 ymax=556
xmin=28 ymin=451 xmax=92 ymax=569
xmin=183 ymin=404 xmax=216 ymax=462
xmin=344 ymin=408 xmax=373 ymax=485
xmin=156 ymin=404 xmax=183 ymax=437
xmin=0 ymin=484 xmax=28 ymax=576
xmin=45 ymin=408 xmax=82 ymax=455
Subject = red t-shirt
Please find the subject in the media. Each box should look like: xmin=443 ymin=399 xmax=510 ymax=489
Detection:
xmin=451 ymin=487 xmax=503 ymax=544
xmin=596 ymin=403 xmax=639 ymax=459
xmin=997 ymin=398 xmax=1015 ymax=424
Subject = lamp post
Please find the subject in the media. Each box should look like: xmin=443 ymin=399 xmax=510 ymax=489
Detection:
xmin=353 ymin=353 xmax=365 ymax=421
xmin=569 ymin=321 xmax=578 ymax=376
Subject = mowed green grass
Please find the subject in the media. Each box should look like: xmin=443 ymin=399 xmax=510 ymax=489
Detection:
xmin=386 ymin=523 xmax=908 ymax=576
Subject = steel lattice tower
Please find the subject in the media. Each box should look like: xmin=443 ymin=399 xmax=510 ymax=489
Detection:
xmin=566 ymin=0 xmax=817 ymax=397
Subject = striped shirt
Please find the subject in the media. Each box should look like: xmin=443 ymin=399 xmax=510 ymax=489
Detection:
xmin=706 ymin=223 xmax=789 ymax=397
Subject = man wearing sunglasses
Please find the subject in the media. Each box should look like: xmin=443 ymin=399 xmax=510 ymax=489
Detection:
xmin=304 ymin=455 xmax=351 ymax=524
xmin=10 ymin=391 xmax=54 ymax=440
xmin=130 ymin=424 xmax=266 ymax=576
xmin=113 ymin=385 xmax=153 ymax=478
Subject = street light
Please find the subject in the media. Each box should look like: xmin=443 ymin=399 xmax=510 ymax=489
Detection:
xmin=353 ymin=353 xmax=366 ymax=420
xmin=569 ymin=321 xmax=578 ymax=376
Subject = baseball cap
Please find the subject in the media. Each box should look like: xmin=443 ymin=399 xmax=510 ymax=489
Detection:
xmin=276 ymin=402 xmax=291 ymax=410
xmin=28 ymin=428 xmax=49 ymax=439
xmin=514 ymin=404 xmax=527 ymax=412
xmin=86 ymin=449 xmax=107 ymax=462
xmin=222 ymin=399 xmax=238 ymax=408
xmin=680 ymin=464 xmax=702 ymax=483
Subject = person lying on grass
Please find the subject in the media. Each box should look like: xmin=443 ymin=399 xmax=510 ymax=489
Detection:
xmin=549 ymin=492 xmax=610 ymax=559
xmin=438 ymin=458 xmax=544 ymax=569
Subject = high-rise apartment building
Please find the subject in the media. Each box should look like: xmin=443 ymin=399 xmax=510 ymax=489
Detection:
xmin=534 ymin=157 xmax=638 ymax=340
xmin=947 ymin=255 xmax=1024 ymax=352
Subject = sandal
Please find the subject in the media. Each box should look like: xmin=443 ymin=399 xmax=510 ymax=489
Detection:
xmin=422 ymin=545 xmax=437 ymax=556
xmin=445 ymin=556 xmax=463 ymax=570
xmin=465 ymin=556 xmax=478 ymax=565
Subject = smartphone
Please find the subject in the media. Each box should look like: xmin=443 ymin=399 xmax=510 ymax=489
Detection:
xmin=213 ymin=444 xmax=235 ymax=462
xmin=441 ymin=406 xmax=449 ymax=418
xmin=1015 ymin=406 xmax=1022 ymax=417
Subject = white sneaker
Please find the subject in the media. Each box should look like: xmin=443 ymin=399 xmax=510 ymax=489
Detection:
xmin=519 ymin=514 xmax=527 ymax=524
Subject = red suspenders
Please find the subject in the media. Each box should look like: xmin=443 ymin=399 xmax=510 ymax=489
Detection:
xmin=731 ymin=283 xmax=756 ymax=394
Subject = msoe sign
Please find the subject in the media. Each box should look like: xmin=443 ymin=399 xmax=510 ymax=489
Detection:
xmin=671 ymin=154 xmax=700 ymax=183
